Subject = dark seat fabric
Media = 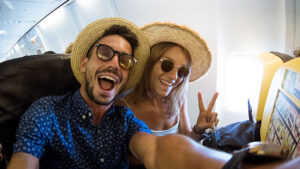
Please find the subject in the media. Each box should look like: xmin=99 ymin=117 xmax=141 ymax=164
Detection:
xmin=0 ymin=54 xmax=80 ymax=167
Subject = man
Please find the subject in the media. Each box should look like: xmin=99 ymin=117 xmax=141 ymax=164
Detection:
xmin=6 ymin=17 xmax=300 ymax=169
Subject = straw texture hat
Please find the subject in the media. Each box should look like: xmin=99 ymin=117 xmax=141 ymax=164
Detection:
xmin=141 ymin=22 xmax=211 ymax=82
xmin=71 ymin=17 xmax=150 ymax=92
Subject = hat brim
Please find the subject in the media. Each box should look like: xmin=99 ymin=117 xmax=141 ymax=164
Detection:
xmin=141 ymin=22 xmax=211 ymax=82
xmin=71 ymin=17 xmax=150 ymax=93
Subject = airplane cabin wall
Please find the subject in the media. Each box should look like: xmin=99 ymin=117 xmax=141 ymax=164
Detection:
xmin=34 ymin=0 xmax=117 ymax=54
xmin=286 ymin=0 xmax=300 ymax=55
xmin=297 ymin=0 xmax=300 ymax=48
xmin=215 ymin=0 xmax=287 ymax=126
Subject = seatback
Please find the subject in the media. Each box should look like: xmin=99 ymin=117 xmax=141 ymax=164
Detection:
xmin=0 ymin=54 xmax=80 ymax=168
xmin=255 ymin=52 xmax=293 ymax=121
xmin=260 ymin=57 xmax=300 ymax=159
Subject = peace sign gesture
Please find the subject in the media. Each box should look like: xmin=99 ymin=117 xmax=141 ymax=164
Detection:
xmin=193 ymin=92 xmax=219 ymax=133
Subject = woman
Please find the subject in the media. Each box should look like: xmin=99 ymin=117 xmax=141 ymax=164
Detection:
xmin=122 ymin=22 xmax=219 ymax=141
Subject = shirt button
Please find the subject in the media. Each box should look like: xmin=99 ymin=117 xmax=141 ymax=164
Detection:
xmin=82 ymin=115 xmax=86 ymax=119
xmin=88 ymin=112 xmax=92 ymax=117
xmin=100 ymin=158 xmax=105 ymax=163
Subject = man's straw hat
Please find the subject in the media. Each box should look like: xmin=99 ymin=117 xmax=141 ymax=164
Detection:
xmin=71 ymin=17 xmax=150 ymax=92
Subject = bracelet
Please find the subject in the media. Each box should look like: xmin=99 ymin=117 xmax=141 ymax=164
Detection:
xmin=192 ymin=125 xmax=204 ymax=134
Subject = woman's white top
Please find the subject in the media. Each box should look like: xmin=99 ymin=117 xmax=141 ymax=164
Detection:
xmin=122 ymin=99 xmax=180 ymax=136
xmin=150 ymin=113 xmax=180 ymax=136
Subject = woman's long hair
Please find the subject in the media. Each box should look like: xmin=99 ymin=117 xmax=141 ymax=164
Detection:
xmin=130 ymin=42 xmax=191 ymax=117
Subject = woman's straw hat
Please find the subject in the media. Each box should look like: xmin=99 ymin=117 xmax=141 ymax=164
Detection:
xmin=142 ymin=22 xmax=211 ymax=82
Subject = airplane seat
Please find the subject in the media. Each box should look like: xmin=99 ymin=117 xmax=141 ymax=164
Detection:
xmin=0 ymin=54 xmax=80 ymax=167
xmin=255 ymin=52 xmax=293 ymax=122
xmin=260 ymin=56 xmax=300 ymax=159
xmin=270 ymin=51 xmax=294 ymax=62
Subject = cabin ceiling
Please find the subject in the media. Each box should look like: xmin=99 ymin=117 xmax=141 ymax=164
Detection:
xmin=0 ymin=0 xmax=68 ymax=58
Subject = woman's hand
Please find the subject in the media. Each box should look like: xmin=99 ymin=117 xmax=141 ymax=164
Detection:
xmin=193 ymin=92 xmax=219 ymax=133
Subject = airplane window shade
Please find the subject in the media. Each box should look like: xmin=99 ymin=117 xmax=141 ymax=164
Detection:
xmin=224 ymin=52 xmax=264 ymax=115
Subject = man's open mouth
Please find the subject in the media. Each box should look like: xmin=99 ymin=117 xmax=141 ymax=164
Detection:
xmin=98 ymin=75 xmax=117 ymax=90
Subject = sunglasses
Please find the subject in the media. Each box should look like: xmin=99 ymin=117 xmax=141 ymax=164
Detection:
xmin=95 ymin=44 xmax=137 ymax=70
xmin=159 ymin=59 xmax=190 ymax=78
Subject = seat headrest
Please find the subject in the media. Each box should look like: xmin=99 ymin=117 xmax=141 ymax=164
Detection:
xmin=0 ymin=54 xmax=80 ymax=124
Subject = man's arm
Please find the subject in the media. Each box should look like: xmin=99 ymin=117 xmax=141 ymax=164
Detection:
xmin=7 ymin=152 xmax=39 ymax=169
xmin=129 ymin=132 xmax=300 ymax=169
xmin=129 ymin=132 xmax=231 ymax=169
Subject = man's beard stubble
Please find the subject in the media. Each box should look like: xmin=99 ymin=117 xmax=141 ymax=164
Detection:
xmin=84 ymin=76 xmax=113 ymax=105
xmin=84 ymin=68 xmax=126 ymax=106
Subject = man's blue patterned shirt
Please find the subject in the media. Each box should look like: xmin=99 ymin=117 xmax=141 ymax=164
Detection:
xmin=14 ymin=89 xmax=151 ymax=169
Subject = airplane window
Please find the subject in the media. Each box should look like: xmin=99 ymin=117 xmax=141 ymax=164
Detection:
xmin=224 ymin=52 xmax=263 ymax=116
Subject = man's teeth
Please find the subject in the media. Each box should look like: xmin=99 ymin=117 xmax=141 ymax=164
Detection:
xmin=99 ymin=75 xmax=116 ymax=83
xmin=160 ymin=79 xmax=172 ymax=86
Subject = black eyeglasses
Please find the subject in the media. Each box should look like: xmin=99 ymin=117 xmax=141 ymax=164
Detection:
xmin=160 ymin=59 xmax=190 ymax=78
xmin=95 ymin=44 xmax=137 ymax=70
